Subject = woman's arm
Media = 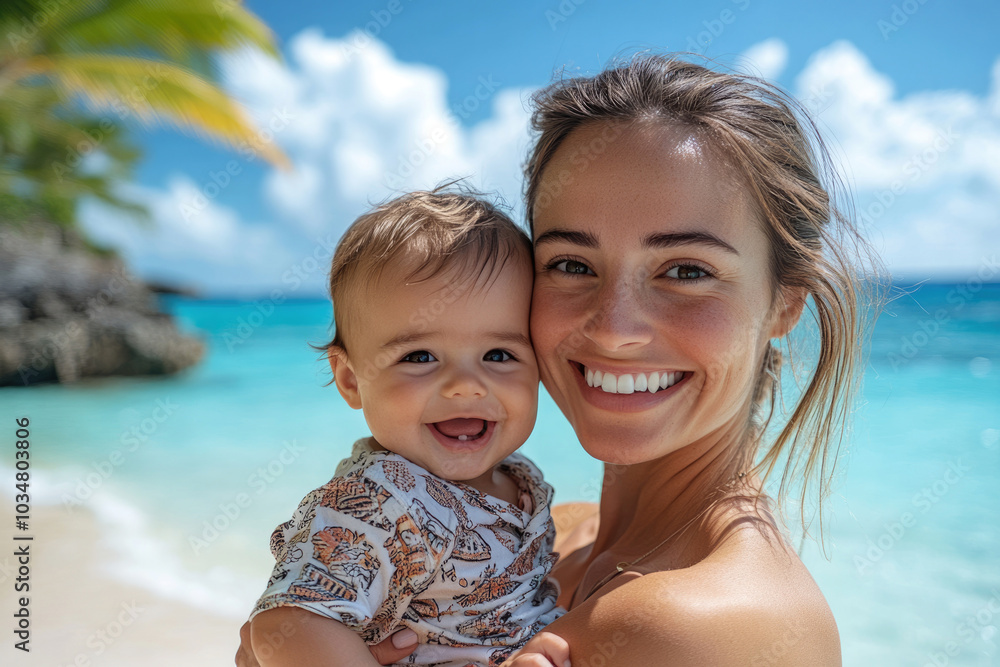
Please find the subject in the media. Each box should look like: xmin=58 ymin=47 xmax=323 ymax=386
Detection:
xmin=250 ymin=607 xmax=382 ymax=667
xmin=550 ymin=502 xmax=600 ymax=554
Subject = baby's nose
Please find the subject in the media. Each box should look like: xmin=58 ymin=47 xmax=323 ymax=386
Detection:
xmin=440 ymin=367 xmax=488 ymax=398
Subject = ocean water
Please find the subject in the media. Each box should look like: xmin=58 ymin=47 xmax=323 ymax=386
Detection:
xmin=2 ymin=282 xmax=998 ymax=665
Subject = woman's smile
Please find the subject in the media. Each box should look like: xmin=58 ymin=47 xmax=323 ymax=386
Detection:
xmin=571 ymin=360 xmax=691 ymax=413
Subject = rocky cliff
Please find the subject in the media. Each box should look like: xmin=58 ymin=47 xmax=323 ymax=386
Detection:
xmin=0 ymin=222 xmax=204 ymax=386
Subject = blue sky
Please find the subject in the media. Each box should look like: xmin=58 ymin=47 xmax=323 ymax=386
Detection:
xmin=80 ymin=0 xmax=1000 ymax=296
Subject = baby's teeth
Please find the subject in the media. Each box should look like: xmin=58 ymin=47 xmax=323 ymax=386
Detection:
xmin=601 ymin=373 xmax=618 ymax=393
xmin=634 ymin=373 xmax=648 ymax=392
xmin=458 ymin=435 xmax=468 ymax=441
xmin=617 ymin=374 xmax=634 ymax=394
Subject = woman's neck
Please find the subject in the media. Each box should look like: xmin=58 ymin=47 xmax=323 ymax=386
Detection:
xmin=590 ymin=423 xmax=751 ymax=558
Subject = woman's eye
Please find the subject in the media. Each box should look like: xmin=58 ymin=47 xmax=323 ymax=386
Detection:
xmin=665 ymin=264 xmax=710 ymax=280
xmin=483 ymin=349 xmax=515 ymax=363
xmin=400 ymin=350 xmax=436 ymax=363
xmin=552 ymin=259 xmax=594 ymax=275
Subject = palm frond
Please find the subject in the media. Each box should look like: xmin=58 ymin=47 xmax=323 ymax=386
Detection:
xmin=20 ymin=54 xmax=289 ymax=168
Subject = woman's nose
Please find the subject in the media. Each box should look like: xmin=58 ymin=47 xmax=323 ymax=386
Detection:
xmin=581 ymin=275 xmax=654 ymax=352
xmin=440 ymin=365 xmax=488 ymax=399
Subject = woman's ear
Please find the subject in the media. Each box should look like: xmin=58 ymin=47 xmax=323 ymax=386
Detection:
xmin=328 ymin=346 xmax=363 ymax=410
xmin=769 ymin=286 xmax=807 ymax=340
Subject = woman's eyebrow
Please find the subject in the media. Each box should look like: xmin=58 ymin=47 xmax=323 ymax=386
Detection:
xmin=534 ymin=228 xmax=738 ymax=255
xmin=643 ymin=231 xmax=739 ymax=255
xmin=533 ymin=229 xmax=599 ymax=248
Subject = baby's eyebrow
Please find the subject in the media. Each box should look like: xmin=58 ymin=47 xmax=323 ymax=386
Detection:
xmin=381 ymin=331 xmax=531 ymax=350
xmin=489 ymin=332 xmax=533 ymax=349
xmin=381 ymin=331 xmax=431 ymax=350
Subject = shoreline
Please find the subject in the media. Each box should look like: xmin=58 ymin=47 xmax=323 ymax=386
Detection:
xmin=2 ymin=502 xmax=245 ymax=666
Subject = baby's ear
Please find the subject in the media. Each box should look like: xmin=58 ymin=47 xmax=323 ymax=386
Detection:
xmin=769 ymin=285 xmax=807 ymax=340
xmin=328 ymin=346 xmax=363 ymax=410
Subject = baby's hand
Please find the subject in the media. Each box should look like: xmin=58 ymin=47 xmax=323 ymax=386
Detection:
xmin=500 ymin=631 xmax=571 ymax=667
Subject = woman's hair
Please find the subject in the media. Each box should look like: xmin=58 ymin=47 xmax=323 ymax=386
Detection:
xmin=313 ymin=186 xmax=531 ymax=356
xmin=524 ymin=54 xmax=883 ymax=541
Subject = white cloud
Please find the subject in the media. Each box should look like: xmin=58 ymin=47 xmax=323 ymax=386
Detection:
xmin=219 ymin=28 xmax=530 ymax=242
xmin=84 ymin=33 xmax=999 ymax=292
xmin=740 ymin=38 xmax=789 ymax=80
xmin=79 ymin=179 xmax=296 ymax=295
xmin=795 ymin=41 xmax=1000 ymax=277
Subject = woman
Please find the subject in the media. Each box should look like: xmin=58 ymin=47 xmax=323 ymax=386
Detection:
xmin=237 ymin=54 xmax=875 ymax=666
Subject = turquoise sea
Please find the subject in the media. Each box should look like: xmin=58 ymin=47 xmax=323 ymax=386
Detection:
xmin=3 ymin=281 xmax=998 ymax=665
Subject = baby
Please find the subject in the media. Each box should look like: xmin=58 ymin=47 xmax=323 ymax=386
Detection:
xmin=249 ymin=190 xmax=569 ymax=667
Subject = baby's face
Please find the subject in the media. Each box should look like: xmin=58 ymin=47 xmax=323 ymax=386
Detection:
xmin=334 ymin=257 xmax=538 ymax=487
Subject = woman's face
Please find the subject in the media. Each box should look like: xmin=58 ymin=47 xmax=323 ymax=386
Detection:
xmin=530 ymin=121 xmax=802 ymax=464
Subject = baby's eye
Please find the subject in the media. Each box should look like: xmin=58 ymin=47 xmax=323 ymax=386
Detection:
xmin=551 ymin=259 xmax=594 ymax=275
xmin=483 ymin=349 xmax=515 ymax=363
xmin=664 ymin=264 xmax=711 ymax=280
xmin=400 ymin=350 xmax=437 ymax=363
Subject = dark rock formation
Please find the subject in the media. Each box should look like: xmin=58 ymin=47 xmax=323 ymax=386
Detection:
xmin=0 ymin=222 xmax=204 ymax=386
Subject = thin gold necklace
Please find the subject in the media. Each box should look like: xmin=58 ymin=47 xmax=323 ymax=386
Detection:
xmin=578 ymin=471 xmax=747 ymax=604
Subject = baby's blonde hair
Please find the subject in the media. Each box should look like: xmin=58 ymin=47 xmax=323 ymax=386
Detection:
xmin=316 ymin=186 xmax=532 ymax=356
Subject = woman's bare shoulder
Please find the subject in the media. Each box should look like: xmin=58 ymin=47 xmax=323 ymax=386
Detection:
xmin=635 ymin=528 xmax=839 ymax=665
xmin=547 ymin=526 xmax=841 ymax=666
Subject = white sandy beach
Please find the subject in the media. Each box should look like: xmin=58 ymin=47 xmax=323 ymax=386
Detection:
xmin=1 ymin=503 xmax=244 ymax=666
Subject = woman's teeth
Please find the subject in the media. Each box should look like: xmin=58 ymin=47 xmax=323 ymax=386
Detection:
xmin=584 ymin=367 xmax=683 ymax=394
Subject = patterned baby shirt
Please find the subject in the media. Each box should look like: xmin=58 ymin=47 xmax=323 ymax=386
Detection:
xmin=251 ymin=438 xmax=566 ymax=667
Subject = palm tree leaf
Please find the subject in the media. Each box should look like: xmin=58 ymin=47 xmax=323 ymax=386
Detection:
xmin=21 ymin=54 xmax=289 ymax=167
xmin=51 ymin=0 xmax=276 ymax=60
